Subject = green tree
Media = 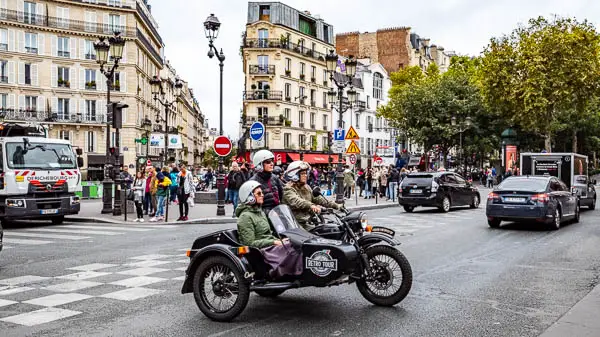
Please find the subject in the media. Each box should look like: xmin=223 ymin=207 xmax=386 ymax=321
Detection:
xmin=479 ymin=16 xmax=600 ymax=152
xmin=202 ymin=147 xmax=237 ymax=169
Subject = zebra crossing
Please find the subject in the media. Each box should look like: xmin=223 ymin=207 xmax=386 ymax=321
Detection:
xmin=369 ymin=207 xmax=487 ymax=235
xmin=2 ymin=223 xmax=179 ymax=249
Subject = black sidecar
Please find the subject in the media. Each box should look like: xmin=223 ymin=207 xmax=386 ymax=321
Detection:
xmin=181 ymin=205 xmax=412 ymax=322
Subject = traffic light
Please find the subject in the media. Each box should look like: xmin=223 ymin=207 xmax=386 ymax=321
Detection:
xmin=107 ymin=102 xmax=129 ymax=129
xmin=327 ymin=131 xmax=333 ymax=148
xmin=109 ymin=147 xmax=116 ymax=156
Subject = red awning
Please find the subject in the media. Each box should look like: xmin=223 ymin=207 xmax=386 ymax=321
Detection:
xmin=287 ymin=153 xmax=300 ymax=161
xmin=272 ymin=152 xmax=288 ymax=164
xmin=303 ymin=154 xmax=331 ymax=165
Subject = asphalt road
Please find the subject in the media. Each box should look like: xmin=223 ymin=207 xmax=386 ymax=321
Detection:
xmin=0 ymin=201 xmax=599 ymax=337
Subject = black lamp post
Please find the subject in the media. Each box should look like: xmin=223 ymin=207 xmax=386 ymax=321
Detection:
xmin=204 ymin=13 xmax=226 ymax=216
xmin=95 ymin=32 xmax=125 ymax=215
xmin=142 ymin=117 xmax=152 ymax=161
xmin=451 ymin=116 xmax=472 ymax=173
xmin=325 ymin=50 xmax=358 ymax=204
xmin=150 ymin=75 xmax=184 ymax=167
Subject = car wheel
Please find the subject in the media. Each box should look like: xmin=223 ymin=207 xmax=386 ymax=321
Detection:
xmin=470 ymin=195 xmax=480 ymax=209
xmin=590 ymin=198 xmax=596 ymax=210
xmin=488 ymin=219 xmax=501 ymax=228
xmin=403 ymin=205 xmax=415 ymax=213
xmin=551 ymin=208 xmax=561 ymax=230
xmin=574 ymin=203 xmax=580 ymax=223
xmin=192 ymin=255 xmax=250 ymax=322
xmin=439 ymin=196 xmax=451 ymax=213
xmin=51 ymin=216 xmax=64 ymax=225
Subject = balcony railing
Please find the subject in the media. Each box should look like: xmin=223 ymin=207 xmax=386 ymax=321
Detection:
xmin=0 ymin=9 xmax=136 ymax=37
xmin=25 ymin=47 xmax=38 ymax=54
xmin=137 ymin=29 xmax=163 ymax=65
xmin=85 ymin=82 xmax=97 ymax=90
xmin=0 ymin=76 xmax=7 ymax=83
xmin=242 ymin=38 xmax=327 ymax=63
xmin=0 ymin=109 xmax=106 ymax=124
xmin=249 ymin=64 xmax=275 ymax=75
xmin=243 ymin=90 xmax=283 ymax=101
xmin=58 ymin=50 xmax=70 ymax=58
xmin=85 ymin=53 xmax=96 ymax=60
xmin=58 ymin=81 xmax=71 ymax=88
xmin=310 ymin=100 xmax=316 ymax=107
xmin=0 ymin=43 xmax=7 ymax=51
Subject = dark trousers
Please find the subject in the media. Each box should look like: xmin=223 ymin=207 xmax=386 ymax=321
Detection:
xmin=135 ymin=201 xmax=144 ymax=219
xmin=178 ymin=193 xmax=189 ymax=217
xmin=144 ymin=193 xmax=152 ymax=213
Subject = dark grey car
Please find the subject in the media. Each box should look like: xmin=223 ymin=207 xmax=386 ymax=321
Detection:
xmin=486 ymin=176 xmax=580 ymax=230
xmin=0 ymin=220 xmax=3 ymax=253
xmin=573 ymin=175 xmax=597 ymax=210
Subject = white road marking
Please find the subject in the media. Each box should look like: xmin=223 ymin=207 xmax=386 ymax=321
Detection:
xmin=0 ymin=299 xmax=18 ymax=308
xmin=6 ymin=232 xmax=91 ymax=240
xmin=60 ymin=225 xmax=153 ymax=232
xmin=67 ymin=263 xmax=118 ymax=271
xmin=0 ymin=275 xmax=50 ymax=286
xmin=117 ymin=267 xmax=170 ymax=276
xmin=43 ymin=280 xmax=103 ymax=293
xmin=125 ymin=260 xmax=172 ymax=268
xmin=128 ymin=224 xmax=180 ymax=229
xmin=0 ymin=286 xmax=35 ymax=296
xmin=129 ymin=254 xmax=177 ymax=260
xmin=23 ymin=228 xmax=122 ymax=236
xmin=56 ymin=271 xmax=112 ymax=281
xmin=109 ymin=276 xmax=167 ymax=288
xmin=173 ymin=267 xmax=187 ymax=271
xmin=171 ymin=276 xmax=186 ymax=281
xmin=23 ymin=293 xmax=93 ymax=307
xmin=0 ymin=307 xmax=81 ymax=326
xmin=99 ymin=287 xmax=164 ymax=301
xmin=2 ymin=238 xmax=54 ymax=245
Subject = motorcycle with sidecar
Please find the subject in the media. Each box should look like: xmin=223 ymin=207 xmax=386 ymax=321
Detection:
xmin=181 ymin=205 xmax=412 ymax=322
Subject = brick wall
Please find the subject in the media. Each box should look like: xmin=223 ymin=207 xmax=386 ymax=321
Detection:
xmin=335 ymin=32 xmax=360 ymax=59
xmin=376 ymin=28 xmax=411 ymax=74
xmin=358 ymin=32 xmax=378 ymax=62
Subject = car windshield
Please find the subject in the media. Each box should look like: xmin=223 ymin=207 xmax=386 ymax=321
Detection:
xmin=6 ymin=142 xmax=77 ymax=169
xmin=497 ymin=178 xmax=548 ymax=192
xmin=268 ymin=205 xmax=300 ymax=235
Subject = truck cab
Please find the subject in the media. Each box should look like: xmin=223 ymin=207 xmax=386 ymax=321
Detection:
xmin=0 ymin=123 xmax=82 ymax=224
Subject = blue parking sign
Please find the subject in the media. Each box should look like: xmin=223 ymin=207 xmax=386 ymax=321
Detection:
xmin=333 ymin=128 xmax=345 ymax=141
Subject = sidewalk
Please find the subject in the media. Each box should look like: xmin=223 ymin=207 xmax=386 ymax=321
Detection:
xmin=539 ymin=283 xmax=600 ymax=336
xmin=70 ymin=194 xmax=401 ymax=225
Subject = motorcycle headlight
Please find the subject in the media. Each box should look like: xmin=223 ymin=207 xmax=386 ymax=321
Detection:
xmin=360 ymin=213 xmax=368 ymax=229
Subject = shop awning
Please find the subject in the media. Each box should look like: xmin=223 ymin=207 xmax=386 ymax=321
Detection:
xmin=287 ymin=153 xmax=300 ymax=161
xmin=272 ymin=152 xmax=288 ymax=164
xmin=303 ymin=154 xmax=331 ymax=165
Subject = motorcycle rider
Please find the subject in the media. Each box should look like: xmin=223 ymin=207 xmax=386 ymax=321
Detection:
xmin=282 ymin=161 xmax=342 ymax=230
xmin=250 ymin=150 xmax=284 ymax=214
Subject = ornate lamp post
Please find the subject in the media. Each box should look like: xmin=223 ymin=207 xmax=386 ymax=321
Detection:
xmin=150 ymin=75 xmax=184 ymax=166
xmin=325 ymin=50 xmax=358 ymax=204
xmin=94 ymin=32 xmax=125 ymax=215
xmin=142 ymin=117 xmax=152 ymax=160
xmin=204 ymin=13 xmax=227 ymax=216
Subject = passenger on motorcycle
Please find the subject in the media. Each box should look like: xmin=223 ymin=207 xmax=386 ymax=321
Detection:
xmin=282 ymin=161 xmax=342 ymax=230
xmin=250 ymin=150 xmax=284 ymax=214
xmin=236 ymin=180 xmax=302 ymax=278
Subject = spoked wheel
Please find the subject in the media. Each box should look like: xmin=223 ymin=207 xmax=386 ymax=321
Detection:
xmin=439 ymin=196 xmax=451 ymax=213
xmin=192 ymin=256 xmax=250 ymax=322
xmin=550 ymin=208 xmax=561 ymax=230
xmin=255 ymin=289 xmax=286 ymax=298
xmin=356 ymin=245 xmax=412 ymax=306
xmin=470 ymin=195 xmax=480 ymax=209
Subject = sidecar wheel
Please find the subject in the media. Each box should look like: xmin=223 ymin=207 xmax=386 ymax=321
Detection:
xmin=254 ymin=289 xmax=286 ymax=298
xmin=357 ymin=245 xmax=412 ymax=307
xmin=192 ymin=255 xmax=250 ymax=322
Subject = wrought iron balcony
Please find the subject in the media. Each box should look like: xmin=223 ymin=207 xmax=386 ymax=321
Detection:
xmin=243 ymin=90 xmax=283 ymax=101
xmin=249 ymin=64 xmax=275 ymax=75
xmin=137 ymin=28 xmax=163 ymax=65
xmin=58 ymin=50 xmax=70 ymax=58
xmin=85 ymin=53 xmax=96 ymax=60
xmin=0 ymin=109 xmax=106 ymax=124
xmin=85 ymin=82 xmax=97 ymax=90
xmin=242 ymin=38 xmax=327 ymax=63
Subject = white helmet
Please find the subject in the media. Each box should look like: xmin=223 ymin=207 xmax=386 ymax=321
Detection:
xmin=284 ymin=161 xmax=311 ymax=182
xmin=239 ymin=180 xmax=262 ymax=205
xmin=252 ymin=150 xmax=275 ymax=171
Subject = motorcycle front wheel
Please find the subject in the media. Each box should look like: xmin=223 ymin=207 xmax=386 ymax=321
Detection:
xmin=356 ymin=245 xmax=413 ymax=306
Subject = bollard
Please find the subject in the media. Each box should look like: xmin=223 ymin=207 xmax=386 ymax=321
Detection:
xmin=165 ymin=188 xmax=169 ymax=222
xmin=124 ymin=184 xmax=128 ymax=222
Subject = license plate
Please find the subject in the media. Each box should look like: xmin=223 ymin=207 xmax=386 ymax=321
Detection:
xmin=410 ymin=189 xmax=423 ymax=194
xmin=504 ymin=197 xmax=525 ymax=203
xmin=40 ymin=209 xmax=58 ymax=215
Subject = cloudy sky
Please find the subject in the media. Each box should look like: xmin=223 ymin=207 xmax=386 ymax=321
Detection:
xmin=150 ymin=0 xmax=600 ymax=138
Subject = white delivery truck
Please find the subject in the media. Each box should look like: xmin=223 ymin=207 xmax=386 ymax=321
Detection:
xmin=0 ymin=123 xmax=82 ymax=225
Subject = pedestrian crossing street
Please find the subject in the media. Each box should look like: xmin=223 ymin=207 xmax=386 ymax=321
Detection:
xmin=369 ymin=207 xmax=487 ymax=235
xmin=2 ymin=223 xmax=179 ymax=249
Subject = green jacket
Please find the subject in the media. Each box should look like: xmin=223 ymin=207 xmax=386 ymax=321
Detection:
xmin=282 ymin=182 xmax=341 ymax=229
xmin=344 ymin=170 xmax=355 ymax=186
xmin=236 ymin=204 xmax=277 ymax=248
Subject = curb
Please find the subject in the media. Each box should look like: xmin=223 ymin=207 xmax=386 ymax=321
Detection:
xmin=67 ymin=203 xmax=400 ymax=225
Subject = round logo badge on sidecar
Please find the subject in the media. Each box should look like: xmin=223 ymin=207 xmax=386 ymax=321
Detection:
xmin=305 ymin=250 xmax=338 ymax=277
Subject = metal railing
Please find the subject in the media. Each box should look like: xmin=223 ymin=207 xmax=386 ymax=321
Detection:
xmin=85 ymin=83 xmax=97 ymax=90
xmin=0 ymin=76 xmax=7 ymax=83
xmin=137 ymin=29 xmax=163 ymax=65
xmin=249 ymin=64 xmax=275 ymax=75
xmin=0 ymin=108 xmax=106 ymax=124
xmin=25 ymin=47 xmax=38 ymax=54
xmin=242 ymin=38 xmax=327 ymax=63
xmin=85 ymin=53 xmax=96 ymax=60
xmin=243 ymin=90 xmax=283 ymax=101
xmin=58 ymin=51 xmax=70 ymax=58
xmin=0 ymin=43 xmax=7 ymax=51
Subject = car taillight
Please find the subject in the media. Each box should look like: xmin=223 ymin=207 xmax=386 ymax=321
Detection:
xmin=431 ymin=180 xmax=439 ymax=192
xmin=531 ymin=194 xmax=550 ymax=203
xmin=488 ymin=192 xmax=499 ymax=201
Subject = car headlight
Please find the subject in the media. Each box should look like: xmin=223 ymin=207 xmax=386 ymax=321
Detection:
xmin=7 ymin=199 xmax=26 ymax=208
xmin=360 ymin=213 xmax=368 ymax=229
xmin=70 ymin=196 xmax=80 ymax=205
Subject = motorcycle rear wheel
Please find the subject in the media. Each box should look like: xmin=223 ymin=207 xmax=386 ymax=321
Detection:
xmin=356 ymin=245 xmax=412 ymax=307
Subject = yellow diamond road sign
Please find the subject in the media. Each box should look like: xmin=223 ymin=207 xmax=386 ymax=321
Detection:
xmin=345 ymin=126 xmax=359 ymax=140
xmin=346 ymin=140 xmax=361 ymax=154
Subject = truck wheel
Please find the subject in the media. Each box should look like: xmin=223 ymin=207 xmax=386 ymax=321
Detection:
xmin=51 ymin=216 xmax=65 ymax=225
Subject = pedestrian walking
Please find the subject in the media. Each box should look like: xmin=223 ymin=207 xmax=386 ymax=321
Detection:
xmin=380 ymin=168 xmax=388 ymax=199
xmin=176 ymin=163 xmax=194 ymax=221
xmin=132 ymin=171 xmax=146 ymax=222
xmin=169 ymin=165 xmax=179 ymax=204
xmin=144 ymin=166 xmax=155 ymax=215
xmin=227 ymin=162 xmax=245 ymax=217
xmin=150 ymin=172 xmax=171 ymax=222
xmin=388 ymin=167 xmax=400 ymax=201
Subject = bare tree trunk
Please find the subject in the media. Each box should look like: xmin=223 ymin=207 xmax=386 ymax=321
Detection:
xmin=544 ymin=133 xmax=552 ymax=152
xmin=572 ymin=129 xmax=578 ymax=153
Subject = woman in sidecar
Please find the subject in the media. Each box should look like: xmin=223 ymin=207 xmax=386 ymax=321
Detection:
xmin=235 ymin=180 xmax=303 ymax=279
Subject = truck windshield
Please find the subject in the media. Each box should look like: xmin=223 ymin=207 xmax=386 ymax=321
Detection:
xmin=6 ymin=142 xmax=77 ymax=169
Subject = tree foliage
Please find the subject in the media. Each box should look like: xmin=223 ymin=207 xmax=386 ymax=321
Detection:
xmin=202 ymin=147 xmax=237 ymax=169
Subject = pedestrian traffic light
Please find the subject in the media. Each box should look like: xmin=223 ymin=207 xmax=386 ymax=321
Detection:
xmin=107 ymin=102 xmax=129 ymax=129
xmin=327 ymin=132 xmax=333 ymax=148
xmin=109 ymin=147 xmax=116 ymax=155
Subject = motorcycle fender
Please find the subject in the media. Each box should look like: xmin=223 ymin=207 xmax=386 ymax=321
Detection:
xmin=358 ymin=233 xmax=401 ymax=248
xmin=181 ymin=244 xmax=253 ymax=294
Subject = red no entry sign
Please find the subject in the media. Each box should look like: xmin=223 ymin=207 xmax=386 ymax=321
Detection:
xmin=213 ymin=136 xmax=232 ymax=157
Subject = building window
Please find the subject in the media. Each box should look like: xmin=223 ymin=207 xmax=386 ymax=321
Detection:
xmin=85 ymin=69 xmax=96 ymax=89
xmin=24 ymin=96 xmax=36 ymax=111
xmin=284 ymin=108 xmax=290 ymax=121
xmin=323 ymin=25 xmax=330 ymax=43
xmin=0 ymin=60 xmax=7 ymax=83
xmin=300 ymin=63 xmax=305 ymax=76
xmin=322 ymin=114 xmax=328 ymax=129
xmin=59 ymin=131 xmax=70 ymax=141
xmin=323 ymin=92 xmax=328 ymax=108
xmin=85 ymin=100 xmax=97 ymax=121
xmin=56 ymin=7 xmax=69 ymax=28
xmin=284 ymin=83 xmax=291 ymax=99
xmin=112 ymin=72 xmax=120 ymax=90
xmin=284 ymin=133 xmax=291 ymax=148
xmin=0 ymin=29 xmax=7 ymax=51
xmin=285 ymin=58 xmax=291 ymax=73
xmin=58 ymin=37 xmax=70 ymax=57
xmin=355 ymin=113 xmax=360 ymax=128
xmin=299 ymin=134 xmax=306 ymax=148
xmin=87 ymin=131 xmax=96 ymax=152
xmin=299 ymin=86 xmax=305 ymax=103
xmin=366 ymin=95 xmax=370 ymax=109
xmin=311 ymin=66 xmax=316 ymax=81
xmin=24 ymin=63 xmax=31 ymax=85
xmin=57 ymin=67 xmax=70 ymax=87
xmin=257 ymin=106 xmax=268 ymax=121
xmin=299 ymin=111 xmax=305 ymax=126
xmin=109 ymin=14 xmax=121 ymax=32
xmin=257 ymin=29 xmax=269 ymax=47
xmin=58 ymin=98 xmax=70 ymax=119
xmin=0 ymin=94 xmax=6 ymax=109
xmin=25 ymin=33 xmax=37 ymax=54
xmin=85 ymin=40 xmax=96 ymax=60
xmin=373 ymin=73 xmax=383 ymax=99
xmin=323 ymin=69 xmax=328 ymax=83
xmin=259 ymin=5 xmax=270 ymax=21
xmin=257 ymin=55 xmax=268 ymax=70
xmin=23 ymin=1 xmax=37 ymax=24
xmin=310 ymin=89 xmax=316 ymax=106
xmin=310 ymin=112 xmax=315 ymax=127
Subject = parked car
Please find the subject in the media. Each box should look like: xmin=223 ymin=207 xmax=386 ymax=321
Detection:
xmin=573 ymin=175 xmax=597 ymax=210
xmin=398 ymin=172 xmax=481 ymax=213
xmin=486 ymin=176 xmax=580 ymax=230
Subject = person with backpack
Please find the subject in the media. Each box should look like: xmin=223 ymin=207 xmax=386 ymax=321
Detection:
xmin=169 ymin=165 xmax=179 ymax=204
xmin=227 ymin=162 xmax=245 ymax=217
xmin=176 ymin=163 xmax=194 ymax=221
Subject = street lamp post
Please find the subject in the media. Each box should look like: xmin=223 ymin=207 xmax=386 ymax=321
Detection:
xmin=204 ymin=14 xmax=226 ymax=216
xmin=451 ymin=116 xmax=472 ymax=173
xmin=325 ymin=50 xmax=357 ymax=204
xmin=150 ymin=75 xmax=184 ymax=166
xmin=94 ymin=32 xmax=125 ymax=215
xmin=142 ymin=117 xmax=152 ymax=161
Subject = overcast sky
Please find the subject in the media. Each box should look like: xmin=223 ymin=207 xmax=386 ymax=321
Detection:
xmin=150 ymin=0 xmax=600 ymax=138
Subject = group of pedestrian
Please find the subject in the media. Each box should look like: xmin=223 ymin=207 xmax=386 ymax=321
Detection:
xmin=347 ymin=165 xmax=404 ymax=200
